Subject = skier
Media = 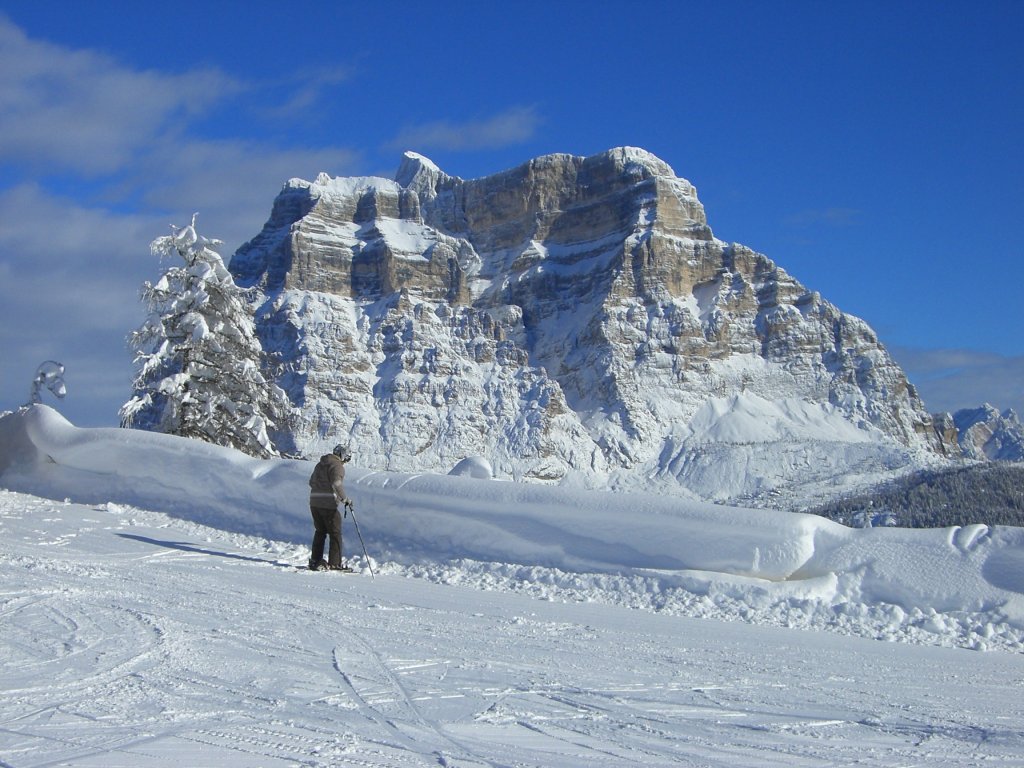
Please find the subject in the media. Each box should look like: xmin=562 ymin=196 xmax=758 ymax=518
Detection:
xmin=307 ymin=444 xmax=353 ymax=571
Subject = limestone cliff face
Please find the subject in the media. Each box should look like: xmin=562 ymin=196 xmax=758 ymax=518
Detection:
xmin=230 ymin=147 xmax=952 ymax=499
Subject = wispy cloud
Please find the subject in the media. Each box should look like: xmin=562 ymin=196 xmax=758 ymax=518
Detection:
xmin=260 ymin=65 xmax=354 ymax=118
xmin=891 ymin=346 xmax=1024 ymax=417
xmin=0 ymin=16 xmax=240 ymax=176
xmin=387 ymin=105 xmax=542 ymax=153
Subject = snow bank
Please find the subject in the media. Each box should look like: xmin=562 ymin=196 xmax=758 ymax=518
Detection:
xmin=0 ymin=406 xmax=821 ymax=580
xmin=0 ymin=405 xmax=308 ymax=541
xmin=3 ymin=405 xmax=1024 ymax=650
xmin=448 ymin=455 xmax=494 ymax=479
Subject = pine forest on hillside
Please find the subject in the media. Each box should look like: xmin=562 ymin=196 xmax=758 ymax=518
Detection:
xmin=808 ymin=462 xmax=1024 ymax=528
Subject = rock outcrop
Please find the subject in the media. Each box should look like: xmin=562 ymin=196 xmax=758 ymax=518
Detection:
xmin=230 ymin=147 xmax=954 ymax=500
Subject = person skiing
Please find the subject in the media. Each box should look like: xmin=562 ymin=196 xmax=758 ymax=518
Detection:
xmin=307 ymin=444 xmax=352 ymax=571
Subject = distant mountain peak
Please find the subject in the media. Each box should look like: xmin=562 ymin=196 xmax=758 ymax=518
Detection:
xmin=954 ymin=404 xmax=1024 ymax=461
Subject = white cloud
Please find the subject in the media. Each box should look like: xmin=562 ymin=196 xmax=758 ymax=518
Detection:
xmin=0 ymin=183 xmax=155 ymax=307
xmin=0 ymin=15 xmax=359 ymax=215
xmin=0 ymin=182 xmax=153 ymax=263
xmin=0 ymin=16 xmax=239 ymax=176
xmin=387 ymin=105 xmax=542 ymax=153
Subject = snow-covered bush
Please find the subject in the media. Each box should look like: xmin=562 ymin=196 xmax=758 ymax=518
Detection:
xmin=121 ymin=215 xmax=291 ymax=457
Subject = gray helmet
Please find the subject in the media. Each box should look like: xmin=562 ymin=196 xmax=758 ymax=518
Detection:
xmin=332 ymin=444 xmax=352 ymax=461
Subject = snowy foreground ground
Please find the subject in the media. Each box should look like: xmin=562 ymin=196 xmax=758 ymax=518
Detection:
xmin=2 ymin=406 xmax=1024 ymax=766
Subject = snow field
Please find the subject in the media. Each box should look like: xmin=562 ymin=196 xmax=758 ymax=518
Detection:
xmin=3 ymin=492 xmax=1023 ymax=767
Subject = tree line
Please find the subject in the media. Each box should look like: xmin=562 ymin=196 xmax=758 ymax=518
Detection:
xmin=807 ymin=462 xmax=1024 ymax=528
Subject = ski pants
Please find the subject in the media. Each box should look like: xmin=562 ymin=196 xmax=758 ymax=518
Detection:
xmin=310 ymin=504 xmax=343 ymax=568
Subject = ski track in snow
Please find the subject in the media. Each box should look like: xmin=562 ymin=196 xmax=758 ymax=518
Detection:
xmin=3 ymin=493 xmax=1024 ymax=767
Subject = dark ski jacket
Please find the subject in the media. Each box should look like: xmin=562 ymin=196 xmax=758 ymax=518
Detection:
xmin=309 ymin=454 xmax=347 ymax=508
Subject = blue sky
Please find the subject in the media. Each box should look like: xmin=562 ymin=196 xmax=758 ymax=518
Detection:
xmin=1 ymin=1 xmax=1022 ymax=426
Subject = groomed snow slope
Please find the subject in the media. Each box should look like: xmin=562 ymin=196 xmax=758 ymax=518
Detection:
xmin=3 ymin=405 xmax=1024 ymax=766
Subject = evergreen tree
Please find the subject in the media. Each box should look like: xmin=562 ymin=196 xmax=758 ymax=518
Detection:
xmin=121 ymin=215 xmax=290 ymax=457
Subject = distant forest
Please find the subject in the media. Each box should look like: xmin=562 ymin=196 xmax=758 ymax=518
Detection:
xmin=807 ymin=463 xmax=1024 ymax=528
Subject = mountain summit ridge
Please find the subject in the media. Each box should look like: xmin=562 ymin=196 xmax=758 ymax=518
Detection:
xmin=230 ymin=147 xmax=953 ymax=502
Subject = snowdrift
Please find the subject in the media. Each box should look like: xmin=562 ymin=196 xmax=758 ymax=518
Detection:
xmin=3 ymin=405 xmax=1024 ymax=647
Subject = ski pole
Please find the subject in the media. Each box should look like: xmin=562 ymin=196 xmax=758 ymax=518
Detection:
xmin=344 ymin=500 xmax=375 ymax=580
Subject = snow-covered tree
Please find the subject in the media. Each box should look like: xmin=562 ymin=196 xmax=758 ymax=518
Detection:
xmin=121 ymin=215 xmax=291 ymax=458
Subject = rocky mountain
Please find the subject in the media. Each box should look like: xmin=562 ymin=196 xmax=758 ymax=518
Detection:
xmin=230 ymin=147 xmax=955 ymax=502
xmin=954 ymin=405 xmax=1024 ymax=462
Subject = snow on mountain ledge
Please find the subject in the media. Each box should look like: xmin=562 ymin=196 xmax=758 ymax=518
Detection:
xmin=3 ymin=404 xmax=1024 ymax=652
xmin=229 ymin=147 xmax=956 ymax=504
